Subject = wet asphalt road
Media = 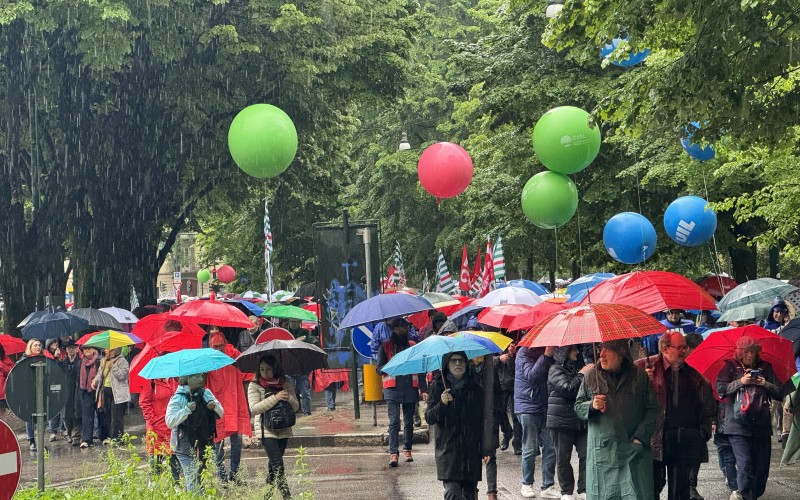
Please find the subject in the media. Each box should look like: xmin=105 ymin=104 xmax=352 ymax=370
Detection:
xmin=16 ymin=432 xmax=800 ymax=499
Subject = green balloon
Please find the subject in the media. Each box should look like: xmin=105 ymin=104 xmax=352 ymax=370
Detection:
xmin=228 ymin=104 xmax=298 ymax=178
xmin=197 ymin=269 xmax=212 ymax=283
xmin=532 ymin=106 xmax=601 ymax=174
xmin=520 ymin=171 xmax=579 ymax=229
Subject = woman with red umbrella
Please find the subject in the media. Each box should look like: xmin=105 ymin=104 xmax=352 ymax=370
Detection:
xmin=0 ymin=343 xmax=14 ymax=414
xmin=716 ymin=336 xmax=783 ymax=500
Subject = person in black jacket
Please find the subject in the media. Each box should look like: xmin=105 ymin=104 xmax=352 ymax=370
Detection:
xmin=546 ymin=345 xmax=592 ymax=500
xmin=426 ymin=351 xmax=488 ymax=500
xmin=59 ymin=339 xmax=82 ymax=446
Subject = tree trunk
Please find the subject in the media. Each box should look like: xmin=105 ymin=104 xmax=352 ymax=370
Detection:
xmin=768 ymin=246 xmax=780 ymax=279
xmin=730 ymin=244 xmax=757 ymax=283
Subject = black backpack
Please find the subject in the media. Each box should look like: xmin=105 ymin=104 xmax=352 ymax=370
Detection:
xmin=261 ymin=386 xmax=296 ymax=431
xmin=179 ymin=389 xmax=219 ymax=449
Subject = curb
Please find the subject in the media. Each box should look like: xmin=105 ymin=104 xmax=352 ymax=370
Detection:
xmin=289 ymin=428 xmax=429 ymax=448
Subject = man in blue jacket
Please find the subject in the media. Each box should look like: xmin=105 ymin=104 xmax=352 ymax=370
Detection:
xmin=515 ymin=345 xmax=559 ymax=498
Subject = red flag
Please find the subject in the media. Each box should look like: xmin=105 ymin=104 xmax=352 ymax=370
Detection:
xmin=459 ymin=245 xmax=470 ymax=291
xmin=382 ymin=265 xmax=396 ymax=290
xmin=480 ymin=238 xmax=495 ymax=297
xmin=471 ymin=245 xmax=482 ymax=286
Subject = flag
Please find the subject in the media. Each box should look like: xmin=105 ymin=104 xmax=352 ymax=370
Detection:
xmin=130 ymin=286 xmax=139 ymax=311
xmin=459 ymin=244 xmax=471 ymax=292
xmin=387 ymin=264 xmax=400 ymax=287
xmin=480 ymin=238 xmax=495 ymax=297
xmin=422 ymin=269 xmax=431 ymax=294
xmin=469 ymin=244 xmax=483 ymax=297
xmin=264 ymin=199 xmax=274 ymax=296
xmin=436 ymin=249 xmax=456 ymax=294
xmin=382 ymin=265 xmax=397 ymax=290
xmin=493 ymin=235 xmax=506 ymax=283
xmin=393 ymin=241 xmax=406 ymax=286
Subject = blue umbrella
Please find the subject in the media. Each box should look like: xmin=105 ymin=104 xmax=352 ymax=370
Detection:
xmin=566 ymin=289 xmax=588 ymax=304
xmin=21 ymin=311 xmax=90 ymax=340
xmin=566 ymin=273 xmax=616 ymax=297
xmin=381 ymin=335 xmax=498 ymax=377
xmin=498 ymin=279 xmax=549 ymax=296
xmin=139 ymin=348 xmax=236 ymax=379
xmin=227 ymin=299 xmax=264 ymax=316
xmin=338 ymin=293 xmax=432 ymax=330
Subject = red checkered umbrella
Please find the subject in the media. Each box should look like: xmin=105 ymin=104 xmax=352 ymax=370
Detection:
xmin=518 ymin=303 xmax=667 ymax=348
xmin=477 ymin=304 xmax=534 ymax=329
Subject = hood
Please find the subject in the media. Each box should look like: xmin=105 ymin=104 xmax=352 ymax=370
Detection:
xmin=440 ymin=351 xmax=469 ymax=379
xmin=437 ymin=320 xmax=458 ymax=335
xmin=553 ymin=345 xmax=577 ymax=365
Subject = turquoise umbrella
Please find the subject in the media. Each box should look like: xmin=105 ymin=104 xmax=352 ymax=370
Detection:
xmin=139 ymin=348 xmax=235 ymax=379
xmin=380 ymin=335 xmax=498 ymax=377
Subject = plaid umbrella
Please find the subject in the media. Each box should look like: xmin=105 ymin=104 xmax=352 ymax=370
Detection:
xmin=717 ymin=302 xmax=772 ymax=323
xmin=477 ymin=304 xmax=534 ymax=329
xmin=518 ymin=303 xmax=667 ymax=348
xmin=718 ymin=278 xmax=798 ymax=311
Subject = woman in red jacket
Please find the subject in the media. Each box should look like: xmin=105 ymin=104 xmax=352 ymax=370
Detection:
xmin=139 ymin=376 xmax=180 ymax=481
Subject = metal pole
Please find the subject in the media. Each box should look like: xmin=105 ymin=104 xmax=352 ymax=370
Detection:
xmin=343 ymin=212 xmax=361 ymax=419
xmin=361 ymin=228 xmax=378 ymax=426
xmin=34 ymin=361 xmax=46 ymax=492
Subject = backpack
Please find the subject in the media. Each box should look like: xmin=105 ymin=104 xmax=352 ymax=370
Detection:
xmin=261 ymin=386 xmax=296 ymax=431
xmin=179 ymin=389 xmax=218 ymax=449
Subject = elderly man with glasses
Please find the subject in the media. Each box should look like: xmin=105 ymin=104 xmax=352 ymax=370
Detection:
xmin=636 ymin=332 xmax=715 ymax=500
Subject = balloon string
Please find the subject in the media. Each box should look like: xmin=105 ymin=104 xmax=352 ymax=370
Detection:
xmin=576 ymin=202 xmax=584 ymax=276
xmin=701 ymin=168 xmax=729 ymax=280
xmin=554 ymin=226 xmax=559 ymax=293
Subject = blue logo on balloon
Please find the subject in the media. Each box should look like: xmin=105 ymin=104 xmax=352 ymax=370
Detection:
xmin=600 ymin=38 xmax=650 ymax=67
xmin=680 ymin=122 xmax=715 ymax=161
xmin=603 ymin=212 xmax=657 ymax=265
xmin=663 ymin=196 xmax=717 ymax=247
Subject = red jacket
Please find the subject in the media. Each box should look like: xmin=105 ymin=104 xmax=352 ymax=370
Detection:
xmin=206 ymin=344 xmax=252 ymax=441
xmin=139 ymin=378 xmax=178 ymax=455
xmin=0 ymin=357 xmax=14 ymax=401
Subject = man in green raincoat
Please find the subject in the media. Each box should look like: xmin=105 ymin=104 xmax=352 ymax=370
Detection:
xmin=575 ymin=340 xmax=658 ymax=500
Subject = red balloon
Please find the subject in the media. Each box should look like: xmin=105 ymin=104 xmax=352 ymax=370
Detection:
xmin=217 ymin=265 xmax=236 ymax=283
xmin=417 ymin=142 xmax=473 ymax=199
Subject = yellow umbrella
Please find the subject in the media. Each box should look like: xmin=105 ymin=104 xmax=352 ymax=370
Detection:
xmin=82 ymin=330 xmax=142 ymax=350
xmin=449 ymin=331 xmax=513 ymax=351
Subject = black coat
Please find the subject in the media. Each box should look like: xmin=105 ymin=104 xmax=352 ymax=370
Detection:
xmin=59 ymin=355 xmax=82 ymax=418
xmin=716 ymin=358 xmax=782 ymax=437
xmin=546 ymin=347 xmax=585 ymax=431
xmin=425 ymin=354 xmax=486 ymax=483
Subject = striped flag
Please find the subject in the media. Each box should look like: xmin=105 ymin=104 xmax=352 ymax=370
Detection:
xmin=130 ymin=286 xmax=139 ymax=311
xmin=480 ymin=238 xmax=495 ymax=297
xmin=459 ymin=244 xmax=471 ymax=292
xmin=436 ymin=249 xmax=456 ymax=294
xmin=493 ymin=235 xmax=506 ymax=283
xmin=393 ymin=241 xmax=406 ymax=286
xmin=422 ymin=269 xmax=431 ymax=293
xmin=264 ymin=199 xmax=274 ymax=296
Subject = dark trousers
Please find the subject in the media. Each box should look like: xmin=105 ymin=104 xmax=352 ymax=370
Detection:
xmin=150 ymin=453 xmax=181 ymax=482
xmin=715 ymin=434 xmax=738 ymax=491
xmin=387 ymin=400 xmax=415 ymax=454
xmin=63 ymin=409 xmax=82 ymax=443
xmin=654 ymin=459 xmax=693 ymax=500
xmin=485 ymin=453 xmax=497 ymax=494
xmin=262 ymin=437 xmax=290 ymax=500
xmin=728 ymin=434 xmax=771 ymax=499
xmin=99 ymin=387 xmax=126 ymax=440
xmin=79 ymin=390 xmax=97 ymax=444
xmin=442 ymin=480 xmax=477 ymax=500
xmin=689 ymin=464 xmax=699 ymax=490
xmin=552 ymin=428 xmax=587 ymax=495
xmin=500 ymin=389 xmax=522 ymax=450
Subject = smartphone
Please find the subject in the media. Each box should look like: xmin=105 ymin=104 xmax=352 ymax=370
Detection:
xmin=749 ymin=369 xmax=762 ymax=378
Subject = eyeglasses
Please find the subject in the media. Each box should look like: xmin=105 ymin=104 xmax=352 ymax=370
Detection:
xmin=448 ymin=358 xmax=467 ymax=365
xmin=666 ymin=345 xmax=689 ymax=352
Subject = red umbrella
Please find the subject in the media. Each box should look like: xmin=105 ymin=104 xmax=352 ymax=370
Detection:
xmin=578 ymin=270 xmax=717 ymax=314
xmin=685 ymin=325 xmax=795 ymax=398
xmin=132 ymin=313 xmax=206 ymax=343
xmin=0 ymin=333 xmax=27 ymax=355
xmin=129 ymin=345 xmax=157 ymax=393
xmin=697 ymin=275 xmax=738 ymax=300
xmin=168 ymin=300 xmax=252 ymax=329
xmin=477 ymin=304 xmax=534 ymax=330
xmin=507 ymin=302 xmax=571 ymax=331
xmin=438 ymin=296 xmax=475 ymax=317
xmin=148 ymin=330 xmax=203 ymax=353
xmin=518 ymin=303 xmax=667 ymax=348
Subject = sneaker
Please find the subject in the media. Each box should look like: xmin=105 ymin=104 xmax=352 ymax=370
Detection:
xmin=80 ymin=442 xmax=89 ymax=449
xmin=521 ymin=484 xmax=536 ymax=498
xmin=541 ymin=486 xmax=560 ymax=499
xmin=403 ymin=450 xmax=413 ymax=462
xmin=388 ymin=453 xmax=399 ymax=467
xmin=689 ymin=487 xmax=704 ymax=500
xmin=561 ymin=495 xmax=575 ymax=500
xmin=49 ymin=433 xmax=57 ymax=442
xmin=575 ymin=494 xmax=586 ymax=500
xmin=729 ymin=492 xmax=743 ymax=500
xmin=29 ymin=442 xmax=36 ymax=452
xmin=514 ymin=448 xmax=522 ymax=456
xmin=413 ymin=414 xmax=422 ymax=428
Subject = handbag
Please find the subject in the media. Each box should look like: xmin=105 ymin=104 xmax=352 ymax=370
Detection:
xmin=262 ymin=400 xmax=296 ymax=430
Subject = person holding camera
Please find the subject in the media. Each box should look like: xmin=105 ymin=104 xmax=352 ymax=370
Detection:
xmin=716 ymin=336 xmax=782 ymax=500
xmin=248 ymin=355 xmax=299 ymax=500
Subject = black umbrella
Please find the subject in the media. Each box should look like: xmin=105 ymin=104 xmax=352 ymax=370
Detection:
xmin=17 ymin=310 xmax=51 ymax=329
xmin=235 ymin=340 xmax=328 ymax=374
xmin=21 ymin=312 xmax=90 ymax=340
xmin=779 ymin=318 xmax=800 ymax=343
xmin=70 ymin=308 xmax=123 ymax=330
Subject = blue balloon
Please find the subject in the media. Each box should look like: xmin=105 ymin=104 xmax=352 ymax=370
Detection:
xmin=603 ymin=212 xmax=657 ymax=265
xmin=663 ymin=196 xmax=717 ymax=247
xmin=600 ymin=38 xmax=650 ymax=67
xmin=680 ymin=122 xmax=715 ymax=161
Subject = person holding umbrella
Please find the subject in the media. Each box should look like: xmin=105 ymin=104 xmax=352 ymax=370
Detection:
xmin=0 ymin=343 xmax=14 ymax=414
xmin=425 ymin=351 xmax=488 ymax=500
xmin=59 ymin=339 xmax=83 ymax=446
xmin=165 ymin=371 xmax=224 ymax=492
xmin=91 ymin=347 xmax=130 ymax=443
xmin=248 ymin=354 xmax=299 ymax=499
xmin=77 ymin=344 xmax=101 ymax=449
xmin=716 ymin=336 xmax=782 ymax=500
xmin=139 ymin=370 xmax=180 ymax=481
xmin=21 ymin=339 xmax=47 ymax=451
xmin=377 ymin=317 xmax=428 ymax=467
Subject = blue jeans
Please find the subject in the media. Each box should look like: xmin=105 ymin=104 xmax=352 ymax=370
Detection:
xmin=214 ymin=433 xmax=243 ymax=478
xmin=387 ymin=401 xmax=415 ymax=454
xmin=325 ymin=382 xmax=340 ymax=410
xmin=174 ymin=449 xmax=200 ymax=492
xmin=287 ymin=374 xmax=311 ymax=414
xmin=715 ymin=434 xmax=738 ymax=491
xmin=518 ymin=413 xmax=556 ymax=488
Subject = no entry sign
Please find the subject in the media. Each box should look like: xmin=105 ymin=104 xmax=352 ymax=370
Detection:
xmin=0 ymin=419 xmax=21 ymax=500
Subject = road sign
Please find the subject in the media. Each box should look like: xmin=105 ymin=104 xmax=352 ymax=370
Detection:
xmin=172 ymin=272 xmax=182 ymax=284
xmin=255 ymin=327 xmax=294 ymax=344
xmin=352 ymin=324 xmax=373 ymax=359
xmin=0 ymin=419 xmax=21 ymax=500
xmin=5 ymin=357 xmax=68 ymax=421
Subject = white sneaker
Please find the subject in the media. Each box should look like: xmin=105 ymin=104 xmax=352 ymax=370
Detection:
xmin=560 ymin=495 xmax=574 ymax=500
xmin=521 ymin=484 xmax=537 ymax=498
xmin=575 ymin=494 xmax=586 ymax=500
xmin=729 ymin=492 xmax=743 ymax=500
xmin=541 ymin=486 xmax=560 ymax=499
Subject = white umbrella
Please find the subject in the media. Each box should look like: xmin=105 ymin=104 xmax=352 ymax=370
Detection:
xmin=99 ymin=306 xmax=139 ymax=324
xmin=477 ymin=287 xmax=543 ymax=307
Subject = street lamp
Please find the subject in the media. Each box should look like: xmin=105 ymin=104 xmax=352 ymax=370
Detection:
xmin=545 ymin=1 xmax=564 ymax=19
xmin=398 ymin=132 xmax=411 ymax=151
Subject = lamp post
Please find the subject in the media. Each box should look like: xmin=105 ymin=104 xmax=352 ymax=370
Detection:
xmin=545 ymin=1 xmax=564 ymax=18
xmin=398 ymin=132 xmax=411 ymax=151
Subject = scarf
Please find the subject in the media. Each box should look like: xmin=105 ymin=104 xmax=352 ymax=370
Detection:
xmin=257 ymin=375 xmax=284 ymax=393
xmin=79 ymin=353 xmax=99 ymax=391
xmin=446 ymin=372 xmax=467 ymax=392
